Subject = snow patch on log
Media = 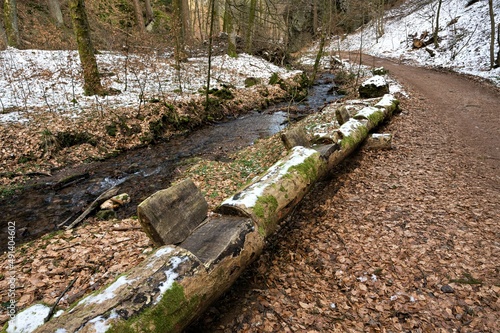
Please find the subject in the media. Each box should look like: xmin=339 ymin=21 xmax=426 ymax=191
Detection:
xmin=77 ymin=275 xmax=136 ymax=306
xmin=155 ymin=256 xmax=189 ymax=304
xmin=338 ymin=118 xmax=365 ymax=138
xmin=221 ymin=146 xmax=319 ymax=208
xmin=86 ymin=310 xmax=119 ymax=333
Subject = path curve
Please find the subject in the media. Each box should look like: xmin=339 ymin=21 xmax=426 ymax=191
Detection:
xmin=187 ymin=57 xmax=500 ymax=332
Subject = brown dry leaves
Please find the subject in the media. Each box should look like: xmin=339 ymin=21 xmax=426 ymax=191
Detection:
xmin=0 ymin=218 xmax=152 ymax=324
xmin=189 ymin=94 xmax=500 ymax=332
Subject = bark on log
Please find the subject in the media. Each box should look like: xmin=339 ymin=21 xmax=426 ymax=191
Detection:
xmin=335 ymin=105 xmax=350 ymax=125
xmin=216 ymin=146 xmax=326 ymax=237
xmin=180 ymin=216 xmax=254 ymax=268
xmin=353 ymin=106 xmax=385 ymax=131
xmin=138 ymin=178 xmax=208 ymax=246
xmin=365 ymin=133 xmax=393 ymax=150
xmin=281 ymin=126 xmax=310 ymax=150
xmin=34 ymin=223 xmax=264 ymax=333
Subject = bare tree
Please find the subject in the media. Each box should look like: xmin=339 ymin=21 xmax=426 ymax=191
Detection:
xmin=69 ymin=0 xmax=104 ymax=96
xmin=245 ymin=0 xmax=257 ymax=54
xmin=496 ymin=23 xmax=500 ymax=68
xmin=47 ymin=0 xmax=64 ymax=27
xmin=3 ymin=0 xmax=19 ymax=47
xmin=172 ymin=0 xmax=188 ymax=64
xmin=132 ymin=0 xmax=146 ymax=33
xmin=223 ymin=0 xmax=237 ymax=57
xmin=488 ymin=0 xmax=497 ymax=68
xmin=205 ymin=0 xmax=216 ymax=112
xmin=433 ymin=0 xmax=442 ymax=47
xmin=145 ymin=0 xmax=154 ymax=30
xmin=375 ymin=0 xmax=385 ymax=42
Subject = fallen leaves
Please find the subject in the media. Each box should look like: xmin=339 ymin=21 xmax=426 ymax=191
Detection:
xmin=186 ymin=94 xmax=500 ymax=332
xmin=0 ymin=218 xmax=152 ymax=325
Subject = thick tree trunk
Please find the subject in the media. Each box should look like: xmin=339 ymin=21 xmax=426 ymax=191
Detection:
xmin=223 ymin=0 xmax=237 ymax=57
xmin=69 ymin=0 xmax=104 ymax=96
xmin=3 ymin=0 xmax=19 ymax=47
xmin=172 ymin=0 xmax=187 ymax=66
xmin=132 ymin=0 xmax=146 ymax=33
xmin=245 ymin=0 xmax=257 ymax=54
xmin=47 ymin=0 xmax=64 ymax=27
xmin=144 ymin=0 xmax=154 ymax=29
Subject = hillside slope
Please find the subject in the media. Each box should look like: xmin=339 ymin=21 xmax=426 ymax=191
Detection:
xmin=335 ymin=0 xmax=500 ymax=86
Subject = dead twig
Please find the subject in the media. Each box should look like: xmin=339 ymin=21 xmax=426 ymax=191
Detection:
xmin=44 ymin=277 xmax=77 ymax=323
xmin=65 ymin=186 xmax=120 ymax=229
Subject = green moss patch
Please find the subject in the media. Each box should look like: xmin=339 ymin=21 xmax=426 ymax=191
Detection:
xmin=288 ymin=154 xmax=320 ymax=182
xmin=253 ymin=195 xmax=278 ymax=237
xmin=107 ymin=282 xmax=200 ymax=333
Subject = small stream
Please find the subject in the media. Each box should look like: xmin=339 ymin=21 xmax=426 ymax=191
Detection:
xmin=0 ymin=73 xmax=340 ymax=250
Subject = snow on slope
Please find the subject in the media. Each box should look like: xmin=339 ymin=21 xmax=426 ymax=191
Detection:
xmin=334 ymin=0 xmax=500 ymax=86
xmin=0 ymin=50 xmax=300 ymax=123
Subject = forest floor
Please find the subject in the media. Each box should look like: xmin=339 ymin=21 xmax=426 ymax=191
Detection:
xmin=1 ymin=54 xmax=499 ymax=332
xmin=186 ymin=56 xmax=500 ymax=332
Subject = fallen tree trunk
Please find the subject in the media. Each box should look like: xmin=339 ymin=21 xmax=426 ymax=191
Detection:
xmin=16 ymin=94 xmax=400 ymax=333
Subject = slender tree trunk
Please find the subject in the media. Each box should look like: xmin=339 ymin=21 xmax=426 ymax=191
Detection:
xmin=496 ymin=23 xmax=500 ymax=68
xmin=182 ymin=0 xmax=192 ymax=44
xmin=205 ymin=0 xmax=216 ymax=112
xmin=133 ymin=0 xmax=146 ymax=33
xmin=223 ymin=0 xmax=237 ymax=57
xmin=47 ymin=0 xmax=64 ymax=27
xmin=69 ymin=0 xmax=104 ymax=96
xmin=172 ymin=0 xmax=186 ymax=64
xmin=144 ymin=0 xmax=154 ymax=29
xmin=312 ymin=0 xmax=318 ymax=35
xmin=311 ymin=33 xmax=325 ymax=84
xmin=245 ymin=0 xmax=257 ymax=54
xmin=488 ymin=0 xmax=495 ymax=68
xmin=376 ymin=0 xmax=385 ymax=42
xmin=194 ymin=0 xmax=204 ymax=40
xmin=3 ymin=0 xmax=19 ymax=47
xmin=434 ymin=0 xmax=442 ymax=48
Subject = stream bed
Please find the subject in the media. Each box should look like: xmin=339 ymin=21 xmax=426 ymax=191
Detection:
xmin=1 ymin=73 xmax=340 ymax=250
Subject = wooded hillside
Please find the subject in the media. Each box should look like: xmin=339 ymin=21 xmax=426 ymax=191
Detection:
xmin=0 ymin=0 xmax=404 ymax=56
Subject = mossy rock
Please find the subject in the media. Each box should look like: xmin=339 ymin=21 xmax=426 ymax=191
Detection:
xmin=244 ymin=77 xmax=261 ymax=87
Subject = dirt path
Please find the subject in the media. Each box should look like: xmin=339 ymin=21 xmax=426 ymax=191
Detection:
xmin=187 ymin=58 xmax=500 ymax=332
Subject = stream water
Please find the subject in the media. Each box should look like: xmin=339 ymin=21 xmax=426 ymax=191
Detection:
xmin=1 ymin=73 xmax=340 ymax=250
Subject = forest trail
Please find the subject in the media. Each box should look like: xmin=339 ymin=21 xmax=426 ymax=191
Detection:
xmin=187 ymin=56 xmax=500 ymax=332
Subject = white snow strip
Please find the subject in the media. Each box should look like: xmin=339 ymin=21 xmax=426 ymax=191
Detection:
xmin=146 ymin=246 xmax=177 ymax=269
xmin=375 ymin=94 xmax=397 ymax=109
xmin=6 ymin=304 xmax=51 ymax=333
xmin=84 ymin=310 xmax=120 ymax=333
xmin=78 ymin=275 xmax=135 ymax=306
xmin=338 ymin=118 xmax=365 ymax=138
xmin=361 ymin=75 xmax=387 ymax=87
xmin=355 ymin=106 xmax=383 ymax=120
xmin=221 ymin=146 xmax=318 ymax=208
xmin=0 ymin=49 xmax=302 ymax=123
xmin=155 ymin=256 xmax=189 ymax=304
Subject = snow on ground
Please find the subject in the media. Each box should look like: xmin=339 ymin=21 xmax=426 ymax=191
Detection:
xmin=0 ymin=49 xmax=301 ymax=123
xmin=333 ymin=0 xmax=500 ymax=86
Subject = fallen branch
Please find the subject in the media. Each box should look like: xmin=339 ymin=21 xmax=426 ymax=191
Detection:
xmin=112 ymin=226 xmax=142 ymax=232
xmin=44 ymin=277 xmax=77 ymax=323
xmin=65 ymin=186 xmax=120 ymax=229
